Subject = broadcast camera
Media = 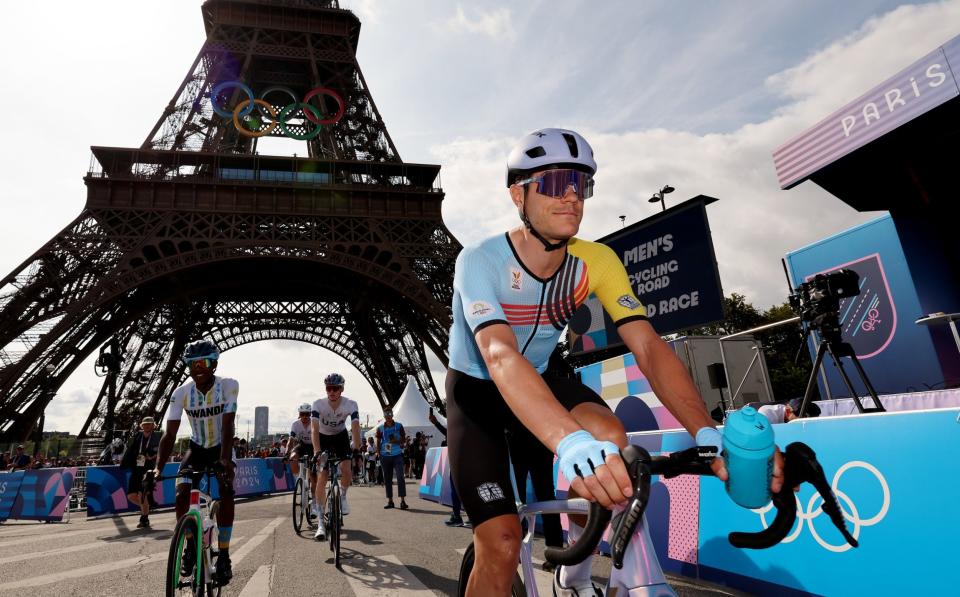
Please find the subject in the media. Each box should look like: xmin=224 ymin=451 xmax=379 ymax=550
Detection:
xmin=788 ymin=268 xmax=860 ymax=327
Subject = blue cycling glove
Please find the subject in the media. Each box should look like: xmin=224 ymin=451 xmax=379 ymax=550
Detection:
xmin=695 ymin=427 xmax=723 ymax=453
xmin=556 ymin=430 xmax=620 ymax=482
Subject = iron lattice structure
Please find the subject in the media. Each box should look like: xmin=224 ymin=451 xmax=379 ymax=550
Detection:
xmin=0 ymin=0 xmax=459 ymax=441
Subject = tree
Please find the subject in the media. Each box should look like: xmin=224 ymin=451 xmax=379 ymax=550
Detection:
xmin=679 ymin=295 xmax=815 ymax=402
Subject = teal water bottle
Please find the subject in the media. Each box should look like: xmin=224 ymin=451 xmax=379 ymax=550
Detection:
xmin=722 ymin=406 xmax=775 ymax=508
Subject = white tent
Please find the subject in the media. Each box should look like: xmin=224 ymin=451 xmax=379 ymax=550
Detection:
xmin=364 ymin=376 xmax=445 ymax=448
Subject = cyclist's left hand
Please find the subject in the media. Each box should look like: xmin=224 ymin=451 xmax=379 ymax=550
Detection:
xmin=219 ymin=458 xmax=236 ymax=483
xmin=771 ymin=446 xmax=786 ymax=494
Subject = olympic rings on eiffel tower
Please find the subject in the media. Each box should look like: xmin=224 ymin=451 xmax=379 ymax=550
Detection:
xmin=210 ymin=81 xmax=345 ymax=140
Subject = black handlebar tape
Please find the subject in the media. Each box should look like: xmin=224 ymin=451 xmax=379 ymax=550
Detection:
xmin=797 ymin=444 xmax=859 ymax=548
xmin=729 ymin=442 xmax=858 ymax=549
xmin=544 ymin=501 xmax=611 ymax=566
xmin=729 ymin=490 xmax=798 ymax=549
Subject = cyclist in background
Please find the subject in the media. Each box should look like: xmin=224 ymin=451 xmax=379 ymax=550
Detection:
xmin=153 ymin=339 xmax=238 ymax=585
xmin=287 ymin=403 xmax=318 ymax=517
xmin=310 ymin=372 xmax=362 ymax=541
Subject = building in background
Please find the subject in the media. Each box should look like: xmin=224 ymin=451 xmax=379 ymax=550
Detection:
xmin=254 ymin=406 xmax=269 ymax=439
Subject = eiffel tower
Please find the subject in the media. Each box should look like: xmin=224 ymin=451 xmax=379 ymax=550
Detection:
xmin=0 ymin=0 xmax=459 ymax=442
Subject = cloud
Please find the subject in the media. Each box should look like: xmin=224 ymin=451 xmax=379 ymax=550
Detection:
xmin=435 ymin=0 xmax=960 ymax=310
xmin=438 ymin=5 xmax=515 ymax=40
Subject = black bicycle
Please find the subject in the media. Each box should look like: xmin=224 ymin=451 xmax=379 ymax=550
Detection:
xmin=316 ymin=451 xmax=346 ymax=568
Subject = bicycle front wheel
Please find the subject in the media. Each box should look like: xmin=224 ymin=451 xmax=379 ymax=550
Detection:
xmin=330 ymin=486 xmax=341 ymax=567
xmin=457 ymin=542 xmax=524 ymax=597
xmin=166 ymin=512 xmax=205 ymax=597
xmin=293 ymin=477 xmax=305 ymax=534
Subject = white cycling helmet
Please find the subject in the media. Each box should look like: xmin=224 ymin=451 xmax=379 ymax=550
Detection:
xmin=298 ymin=402 xmax=312 ymax=414
xmin=505 ymin=128 xmax=597 ymax=187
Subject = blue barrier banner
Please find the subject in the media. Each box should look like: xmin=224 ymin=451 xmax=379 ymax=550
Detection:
xmin=4 ymin=468 xmax=76 ymax=522
xmin=698 ymin=409 xmax=957 ymax=596
xmin=0 ymin=471 xmax=26 ymax=521
xmin=86 ymin=458 xmax=293 ymax=517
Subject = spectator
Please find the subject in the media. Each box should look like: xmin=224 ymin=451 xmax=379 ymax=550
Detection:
xmin=8 ymin=445 xmax=31 ymax=471
xmin=756 ymin=398 xmax=821 ymax=424
xmin=120 ymin=416 xmax=161 ymax=528
xmin=269 ymin=441 xmax=281 ymax=457
xmin=365 ymin=436 xmax=378 ymax=485
xmin=376 ymin=408 xmax=408 ymax=510
xmin=0 ymin=451 xmax=8 ymax=470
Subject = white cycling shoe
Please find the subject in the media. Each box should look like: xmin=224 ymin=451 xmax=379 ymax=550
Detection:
xmin=314 ymin=518 xmax=326 ymax=541
xmin=340 ymin=494 xmax=350 ymax=515
xmin=553 ymin=567 xmax=602 ymax=597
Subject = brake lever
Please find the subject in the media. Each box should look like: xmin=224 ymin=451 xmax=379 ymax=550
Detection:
xmin=728 ymin=442 xmax=857 ymax=549
xmin=611 ymin=445 xmax=651 ymax=569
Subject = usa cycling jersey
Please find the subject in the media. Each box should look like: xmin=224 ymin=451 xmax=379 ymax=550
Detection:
xmin=289 ymin=419 xmax=311 ymax=443
xmin=311 ymin=397 xmax=360 ymax=435
xmin=166 ymin=376 xmax=239 ymax=449
xmin=449 ymin=233 xmax=647 ymax=379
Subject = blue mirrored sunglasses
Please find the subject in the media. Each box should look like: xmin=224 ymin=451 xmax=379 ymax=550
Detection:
xmin=515 ymin=169 xmax=594 ymax=199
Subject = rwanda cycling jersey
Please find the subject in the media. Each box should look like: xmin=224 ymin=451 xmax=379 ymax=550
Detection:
xmin=289 ymin=419 xmax=311 ymax=443
xmin=449 ymin=232 xmax=647 ymax=379
xmin=311 ymin=397 xmax=359 ymax=435
xmin=166 ymin=376 xmax=239 ymax=449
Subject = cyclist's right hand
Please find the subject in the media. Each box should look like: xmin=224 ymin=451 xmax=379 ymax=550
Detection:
xmin=556 ymin=430 xmax=633 ymax=508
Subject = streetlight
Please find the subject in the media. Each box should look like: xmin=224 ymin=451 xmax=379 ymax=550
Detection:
xmin=648 ymin=185 xmax=675 ymax=212
xmin=619 ymin=215 xmax=626 ymax=227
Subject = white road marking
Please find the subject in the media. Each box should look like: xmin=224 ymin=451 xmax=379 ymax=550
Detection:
xmin=238 ymin=564 xmax=273 ymax=597
xmin=341 ymin=553 xmax=437 ymax=596
xmin=0 ymin=535 xmax=245 ymax=591
xmin=0 ymin=540 xmax=104 ymax=565
xmin=231 ymin=516 xmax=285 ymax=565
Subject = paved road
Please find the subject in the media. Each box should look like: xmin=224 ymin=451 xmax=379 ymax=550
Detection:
xmin=0 ymin=480 xmax=753 ymax=596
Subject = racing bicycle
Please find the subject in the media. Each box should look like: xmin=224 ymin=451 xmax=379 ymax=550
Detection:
xmin=316 ymin=450 xmax=346 ymax=568
xmin=287 ymin=454 xmax=317 ymax=535
xmin=155 ymin=465 xmax=230 ymax=597
xmin=457 ymin=442 xmax=856 ymax=596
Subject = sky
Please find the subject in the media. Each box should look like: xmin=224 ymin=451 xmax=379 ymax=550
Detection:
xmin=1 ymin=0 xmax=957 ymax=437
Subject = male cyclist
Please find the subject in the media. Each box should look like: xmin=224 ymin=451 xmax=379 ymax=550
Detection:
xmin=287 ymin=402 xmax=318 ymax=518
xmin=153 ymin=339 xmax=238 ymax=585
xmin=447 ymin=129 xmax=786 ymax=596
xmin=310 ymin=372 xmax=362 ymax=541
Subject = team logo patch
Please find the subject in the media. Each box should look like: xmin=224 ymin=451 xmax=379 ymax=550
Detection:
xmin=510 ymin=267 xmax=523 ymax=291
xmin=617 ymin=294 xmax=642 ymax=310
xmin=469 ymin=301 xmax=494 ymax=318
xmin=477 ymin=482 xmax=506 ymax=503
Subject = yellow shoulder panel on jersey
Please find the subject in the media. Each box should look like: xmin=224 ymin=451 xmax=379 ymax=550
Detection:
xmin=567 ymin=238 xmax=647 ymax=323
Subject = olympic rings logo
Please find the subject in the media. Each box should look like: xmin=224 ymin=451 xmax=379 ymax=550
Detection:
xmin=753 ymin=460 xmax=890 ymax=552
xmin=210 ymin=81 xmax=345 ymax=140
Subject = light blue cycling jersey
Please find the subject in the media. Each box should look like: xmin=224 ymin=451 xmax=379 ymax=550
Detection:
xmin=448 ymin=232 xmax=647 ymax=380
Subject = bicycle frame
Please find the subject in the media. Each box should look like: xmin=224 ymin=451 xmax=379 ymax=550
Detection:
xmin=188 ymin=480 xmax=219 ymax=587
xmin=516 ymin=498 xmax=674 ymax=597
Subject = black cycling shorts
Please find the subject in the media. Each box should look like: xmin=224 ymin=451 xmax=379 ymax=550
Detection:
xmin=178 ymin=441 xmax=229 ymax=487
xmin=317 ymin=429 xmax=351 ymax=460
xmin=445 ymin=369 xmax=608 ymax=527
xmin=292 ymin=441 xmax=315 ymax=460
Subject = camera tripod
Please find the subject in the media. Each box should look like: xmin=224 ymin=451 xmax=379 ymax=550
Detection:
xmin=796 ymin=312 xmax=886 ymax=416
